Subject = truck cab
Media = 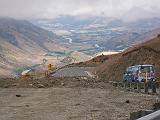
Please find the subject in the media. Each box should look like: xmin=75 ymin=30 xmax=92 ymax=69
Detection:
xmin=123 ymin=65 xmax=155 ymax=82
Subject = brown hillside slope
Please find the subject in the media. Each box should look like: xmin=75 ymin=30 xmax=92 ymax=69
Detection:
xmin=76 ymin=54 xmax=109 ymax=66
xmin=0 ymin=18 xmax=66 ymax=77
xmin=73 ymin=54 xmax=119 ymax=67
xmin=95 ymin=35 xmax=160 ymax=82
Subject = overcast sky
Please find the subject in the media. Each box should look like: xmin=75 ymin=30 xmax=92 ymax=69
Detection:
xmin=0 ymin=0 xmax=160 ymax=21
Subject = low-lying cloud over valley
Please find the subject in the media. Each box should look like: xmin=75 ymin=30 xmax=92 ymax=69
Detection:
xmin=0 ymin=0 xmax=160 ymax=21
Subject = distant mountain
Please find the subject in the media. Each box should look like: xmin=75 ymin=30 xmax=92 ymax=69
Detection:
xmin=32 ymin=15 xmax=110 ymax=27
xmin=99 ymin=27 xmax=160 ymax=50
xmin=32 ymin=16 xmax=160 ymax=52
xmin=131 ymin=27 xmax=160 ymax=44
xmin=32 ymin=16 xmax=160 ymax=30
xmin=0 ymin=17 xmax=66 ymax=77
xmin=95 ymin=34 xmax=160 ymax=82
xmin=99 ymin=18 xmax=160 ymax=50
xmin=0 ymin=17 xmax=65 ymax=53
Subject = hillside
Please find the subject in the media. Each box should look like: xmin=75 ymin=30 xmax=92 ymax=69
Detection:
xmin=0 ymin=18 xmax=66 ymax=77
xmin=131 ymin=27 xmax=160 ymax=44
xmin=94 ymin=35 xmax=160 ymax=82
xmin=60 ymin=51 xmax=92 ymax=65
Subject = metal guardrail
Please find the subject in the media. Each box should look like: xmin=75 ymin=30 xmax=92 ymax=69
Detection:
xmin=137 ymin=110 xmax=160 ymax=120
xmin=109 ymin=81 xmax=160 ymax=94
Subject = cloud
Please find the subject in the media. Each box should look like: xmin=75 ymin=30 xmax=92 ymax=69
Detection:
xmin=0 ymin=0 xmax=159 ymax=21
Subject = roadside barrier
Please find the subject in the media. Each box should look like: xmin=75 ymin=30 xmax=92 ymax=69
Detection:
xmin=109 ymin=81 xmax=159 ymax=95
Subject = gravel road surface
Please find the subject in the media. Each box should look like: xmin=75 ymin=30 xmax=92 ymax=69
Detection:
xmin=52 ymin=67 xmax=95 ymax=77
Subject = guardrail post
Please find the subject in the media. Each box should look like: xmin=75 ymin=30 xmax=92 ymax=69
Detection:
xmin=152 ymin=81 xmax=156 ymax=94
xmin=125 ymin=82 xmax=127 ymax=89
xmin=144 ymin=82 xmax=149 ymax=93
xmin=137 ymin=82 xmax=141 ymax=92
xmin=129 ymin=82 xmax=132 ymax=90
xmin=123 ymin=82 xmax=127 ymax=90
xmin=133 ymin=82 xmax=136 ymax=90
xmin=118 ymin=82 xmax=121 ymax=88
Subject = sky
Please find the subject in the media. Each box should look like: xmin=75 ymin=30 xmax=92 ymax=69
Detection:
xmin=0 ymin=0 xmax=160 ymax=21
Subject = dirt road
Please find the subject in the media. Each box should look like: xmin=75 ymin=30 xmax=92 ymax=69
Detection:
xmin=0 ymin=84 xmax=157 ymax=120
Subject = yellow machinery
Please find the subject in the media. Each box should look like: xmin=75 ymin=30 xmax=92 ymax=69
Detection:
xmin=48 ymin=64 xmax=53 ymax=70
xmin=45 ymin=64 xmax=54 ymax=77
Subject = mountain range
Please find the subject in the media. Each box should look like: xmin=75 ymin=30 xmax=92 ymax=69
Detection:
xmin=1 ymin=16 xmax=160 ymax=77
xmin=32 ymin=16 xmax=160 ymax=53
xmin=0 ymin=17 xmax=66 ymax=77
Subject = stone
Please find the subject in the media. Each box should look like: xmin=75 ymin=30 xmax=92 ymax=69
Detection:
xmin=16 ymin=95 xmax=22 ymax=97
xmin=125 ymin=100 xmax=130 ymax=103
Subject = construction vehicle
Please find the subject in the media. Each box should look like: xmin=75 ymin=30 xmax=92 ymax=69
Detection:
xmin=45 ymin=64 xmax=55 ymax=77
xmin=123 ymin=64 xmax=155 ymax=82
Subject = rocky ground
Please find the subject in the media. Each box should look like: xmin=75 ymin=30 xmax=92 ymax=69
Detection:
xmin=0 ymin=77 xmax=159 ymax=120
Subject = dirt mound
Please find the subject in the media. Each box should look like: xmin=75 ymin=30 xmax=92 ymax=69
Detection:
xmin=95 ymin=35 xmax=160 ymax=82
xmin=74 ymin=54 xmax=117 ymax=67
xmin=0 ymin=77 xmax=107 ymax=89
xmin=61 ymin=51 xmax=92 ymax=64
xmin=61 ymin=56 xmax=76 ymax=63
xmin=87 ymin=55 xmax=109 ymax=64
